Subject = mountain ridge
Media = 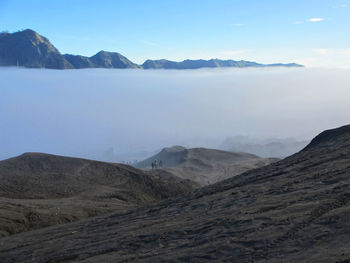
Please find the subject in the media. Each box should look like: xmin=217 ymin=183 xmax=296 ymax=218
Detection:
xmin=142 ymin=58 xmax=303 ymax=69
xmin=0 ymin=29 xmax=304 ymax=69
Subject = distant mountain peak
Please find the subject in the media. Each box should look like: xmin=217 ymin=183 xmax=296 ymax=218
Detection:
xmin=0 ymin=29 xmax=72 ymax=69
xmin=22 ymin=28 xmax=39 ymax=34
xmin=13 ymin=29 xmax=50 ymax=46
xmin=93 ymin=50 xmax=115 ymax=57
xmin=20 ymin=29 xmax=39 ymax=36
xmin=89 ymin=50 xmax=139 ymax=68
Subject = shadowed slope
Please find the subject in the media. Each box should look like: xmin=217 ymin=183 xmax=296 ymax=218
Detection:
xmin=1 ymin=125 xmax=350 ymax=261
xmin=0 ymin=153 xmax=195 ymax=237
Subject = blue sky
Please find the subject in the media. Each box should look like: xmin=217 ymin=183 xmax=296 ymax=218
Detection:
xmin=1 ymin=0 xmax=349 ymax=67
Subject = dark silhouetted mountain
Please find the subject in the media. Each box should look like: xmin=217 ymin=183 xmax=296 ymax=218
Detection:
xmin=1 ymin=125 xmax=349 ymax=262
xmin=64 ymin=51 xmax=139 ymax=69
xmin=89 ymin=50 xmax=139 ymax=68
xmin=0 ymin=29 xmax=304 ymax=69
xmin=63 ymin=54 xmax=95 ymax=68
xmin=136 ymin=146 xmax=278 ymax=185
xmin=142 ymin=58 xmax=304 ymax=69
xmin=0 ymin=152 xmax=195 ymax=237
xmin=0 ymin=30 xmax=139 ymax=69
xmin=0 ymin=29 xmax=73 ymax=69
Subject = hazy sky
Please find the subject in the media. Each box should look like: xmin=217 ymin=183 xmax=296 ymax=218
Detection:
xmin=1 ymin=67 xmax=350 ymax=161
xmin=0 ymin=0 xmax=349 ymax=67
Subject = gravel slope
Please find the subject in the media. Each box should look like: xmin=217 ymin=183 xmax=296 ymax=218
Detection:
xmin=1 ymin=125 xmax=350 ymax=262
xmin=0 ymin=153 xmax=195 ymax=237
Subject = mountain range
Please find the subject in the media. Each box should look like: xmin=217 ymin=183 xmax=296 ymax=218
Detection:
xmin=0 ymin=29 xmax=304 ymax=69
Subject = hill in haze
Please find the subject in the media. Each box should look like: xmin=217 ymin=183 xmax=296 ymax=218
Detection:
xmin=136 ymin=146 xmax=278 ymax=185
xmin=1 ymin=125 xmax=350 ymax=262
xmin=0 ymin=152 xmax=195 ymax=237
xmin=0 ymin=29 xmax=303 ymax=69
xmin=220 ymin=136 xmax=309 ymax=158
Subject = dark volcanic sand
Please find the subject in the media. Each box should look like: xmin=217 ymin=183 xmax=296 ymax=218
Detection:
xmin=1 ymin=125 xmax=350 ymax=262
xmin=0 ymin=153 xmax=195 ymax=237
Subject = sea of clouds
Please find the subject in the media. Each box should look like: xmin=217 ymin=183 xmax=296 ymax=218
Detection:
xmin=1 ymin=67 xmax=349 ymax=161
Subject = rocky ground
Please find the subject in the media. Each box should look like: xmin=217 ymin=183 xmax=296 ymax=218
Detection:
xmin=1 ymin=125 xmax=349 ymax=262
xmin=0 ymin=153 xmax=195 ymax=237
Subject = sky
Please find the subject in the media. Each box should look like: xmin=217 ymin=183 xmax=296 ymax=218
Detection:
xmin=0 ymin=0 xmax=350 ymax=67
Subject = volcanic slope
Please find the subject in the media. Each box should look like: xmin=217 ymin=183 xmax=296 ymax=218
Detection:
xmin=1 ymin=125 xmax=350 ymax=262
xmin=0 ymin=153 xmax=195 ymax=237
xmin=136 ymin=146 xmax=278 ymax=185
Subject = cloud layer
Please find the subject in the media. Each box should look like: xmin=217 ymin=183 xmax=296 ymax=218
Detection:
xmin=1 ymin=67 xmax=350 ymax=161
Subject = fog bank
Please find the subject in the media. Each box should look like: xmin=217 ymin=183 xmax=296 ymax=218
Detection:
xmin=1 ymin=67 xmax=349 ymax=161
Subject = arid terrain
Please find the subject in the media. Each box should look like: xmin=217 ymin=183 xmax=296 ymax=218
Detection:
xmin=0 ymin=153 xmax=195 ymax=237
xmin=1 ymin=125 xmax=349 ymax=262
xmin=136 ymin=146 xmax=278 ymax=185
